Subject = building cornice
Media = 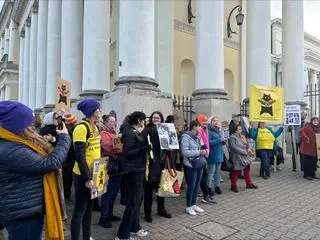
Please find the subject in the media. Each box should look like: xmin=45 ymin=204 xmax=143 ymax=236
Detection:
xmin=17 ymin=0 xmax=35 ymax=33
xmin=305 ymin=49 xmax=320 ymax=66
xmin=0 ymin=0 xmax=13 ymax=35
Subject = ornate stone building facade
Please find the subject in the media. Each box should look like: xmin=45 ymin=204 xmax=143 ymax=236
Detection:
xmin=0 ymin=0 xmax=318 ymax=121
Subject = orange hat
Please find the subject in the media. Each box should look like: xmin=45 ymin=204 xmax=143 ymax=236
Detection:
xmin=64 ymin=113 xmax=78 ymax=125
xmin=197 ymin=114 xmax=208 ymax=123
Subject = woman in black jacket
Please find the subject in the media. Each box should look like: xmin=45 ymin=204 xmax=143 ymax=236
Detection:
xmin=116 ymin=111 xmax=151 ymax=240
xmin=143 ymin=111 xmax=172 ymax=223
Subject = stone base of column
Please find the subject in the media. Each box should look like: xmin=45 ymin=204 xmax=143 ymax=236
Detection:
xmin=79 ymin=90 xmax=108 ymax=101
xmin=115 ymin=76 xmax=160 ymax=92
xmin=101 ymin=88 xmax=172 ymax=125
xmin=43 ymin=104 xmax=55 ymax=113
xmin=192 ymin=88 xmax=229 ymax=100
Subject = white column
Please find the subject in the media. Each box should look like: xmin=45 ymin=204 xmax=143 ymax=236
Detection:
xmin=246 ymin=0 xmax=271 ymax=95
xmin=28 ymin=9 xmax=38 ymax=109
xmin=9 ymin=20 xmax=20 ymax=63
xmin=82 ymin=0 xmax=110 ymax=94
xmin=36 ymin=0 xmax=48 ymax=109
xmin=155 ymin=0 xmax=174 ymax=95
xmin=282 ymin=1 xmax=305 ymax=103
xmin=310 ymin=70 xmax=318 ymax=115
xmin=193 ymin=0 xmax=224 ymax=98
xmin=61 ymin=1 xmax=83 ymax=100
xmin=23 ymin=24 xmax=31 ymax=106
xmin=18 ymin=33 xmax=25 ymax=102
xmin=4 ymin=84 xmax=12 ymax=100
xmin=4 ymin=27 xmax=9 ymax=56
xmin=0 ymin=87 xmax=5 ymax=100
xmin=116 ymin=0 xmax=158 ymax=90
xmin=46 ymin=0 xmax=61 ymax=107
xmin=1 ymin=35 xmax=4 ymax=57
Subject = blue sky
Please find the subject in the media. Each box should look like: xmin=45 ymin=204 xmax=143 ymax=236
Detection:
xmin=0 ymin=0 xmax=319 ymax=39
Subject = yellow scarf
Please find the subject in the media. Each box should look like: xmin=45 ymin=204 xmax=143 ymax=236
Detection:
xmin=0 ymin=127 xmax=64 ymax=240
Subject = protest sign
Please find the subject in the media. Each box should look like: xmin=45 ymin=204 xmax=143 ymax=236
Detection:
xmin=156 ymin=123 xmax=179 ymax=150
xmin=91 ymin=157 xmax=108 ymax=199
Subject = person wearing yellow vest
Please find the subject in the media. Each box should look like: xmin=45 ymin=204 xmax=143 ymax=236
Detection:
xmin=249 ymin=122 xmax=283 ymax=179
xmin=70 ymin=99 xmax=101 ymax=240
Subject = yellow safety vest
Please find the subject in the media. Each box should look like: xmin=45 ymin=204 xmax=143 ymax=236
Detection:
xmin=256 ymin=128 xmax=275 ymax=150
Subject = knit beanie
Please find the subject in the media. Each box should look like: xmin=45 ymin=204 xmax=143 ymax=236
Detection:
xmin=43 ymin=112 xmax=56 ymax=126
xmin=64 ymin=113 xmax=78 ymax=125
xmin=197 ymin=114 xmax=208 ymax=123
xmin=0 ymin=101 xmax=34 ymax=134
xmin=77 ymin=99 xmax=100 ymax=118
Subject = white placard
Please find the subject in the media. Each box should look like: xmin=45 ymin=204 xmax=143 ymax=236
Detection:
xmin=156 ymin=123 xmax=180 ymax=150
xmin=284 ymin=105 xmax=301 ymax=126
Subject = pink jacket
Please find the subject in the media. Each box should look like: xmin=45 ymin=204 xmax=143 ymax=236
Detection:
xmin=199 ymin=127 xmax=210 ymax=157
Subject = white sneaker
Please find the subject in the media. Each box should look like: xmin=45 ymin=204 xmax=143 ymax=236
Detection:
xmin=90 ymin=237 xmax=95 ymax=240
xmin=186 ymin=207 xmax=197 ymax=216
xmin=131 ymin=229 xmax=148 ymax=237
xmin=115 ymin=237 xmax=135 ymax=240
xmin=220 ymin=178 xmax=224 ymax=182
xmin=192 ymin=205 xmax=204 ymax=213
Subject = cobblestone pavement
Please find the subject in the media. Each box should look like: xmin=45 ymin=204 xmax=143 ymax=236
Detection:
xmin=62 ymin=158 xmax=320 ymax=240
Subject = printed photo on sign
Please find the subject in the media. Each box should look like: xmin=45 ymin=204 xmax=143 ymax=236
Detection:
xmin=91 ymin=157 xmax=108 ymax=199
xmin=156 ymin=123 xmax=180 ymax=150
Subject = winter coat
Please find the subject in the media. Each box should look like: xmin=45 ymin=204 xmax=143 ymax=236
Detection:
xmin=181 ymin=131 xmax=206 ymax=169
xmin=0 ymin=134 xmax=71 ymax=222
xmin=300 ymin=123 xmax=318 ymax=157
xmin=208 ymin=125 xmax=224 ymax=164
xmin=143 ymin=125 xmax=166 ymax=182
xmin=121 ymin=126 xmax=147 ymax=173
xmin=229 ymin=134 xmax=248 ymax=170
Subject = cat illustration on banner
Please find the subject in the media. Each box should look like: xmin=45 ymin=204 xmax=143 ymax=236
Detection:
xmin=258 ymin=93 xmax=276 ymax=116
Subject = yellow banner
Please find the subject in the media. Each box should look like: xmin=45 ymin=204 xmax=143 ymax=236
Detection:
xmin=249 ymin=85 xmax=284 ymax=123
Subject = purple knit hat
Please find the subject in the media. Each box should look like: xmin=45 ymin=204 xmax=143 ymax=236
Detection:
xmin=77 ymin=98 xmax=100 ymax=118
xmin=0 ymin=101 xmax=34 ymax=133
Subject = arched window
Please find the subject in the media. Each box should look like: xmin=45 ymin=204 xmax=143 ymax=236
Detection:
xmin=180 ymin=59 xmax=195 ymax=96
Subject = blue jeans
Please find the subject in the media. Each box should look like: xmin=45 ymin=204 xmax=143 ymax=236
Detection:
xmin=186 ymin=167 xmax=203 ymax=207
xmin=207 ymin=163 xmax=222 ymax=188
xmin=4 ymin=215 xmax=44 ymax=240
xmin=258 ymin=150 xmax=273 ymax=177
xmin=100 ymin=175 xmax=121 ymax=219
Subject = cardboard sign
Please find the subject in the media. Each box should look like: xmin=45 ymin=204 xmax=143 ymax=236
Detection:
xmin=316 ymin=134 xmax=320 ymax=160
xmin=284 ymin=105 xmax=301 ymax=126
xmin=112 ymin=134 xmax=123 ymax=152
xmin=173 ymin=109 xmax=185 ymax=128
xmin=55 ymin=77 xmax=71 ymax=112
xmin=91 ymin=157 xmax=108 ymax=199
xmin=249 ymin=85 xmax=284 ymax=123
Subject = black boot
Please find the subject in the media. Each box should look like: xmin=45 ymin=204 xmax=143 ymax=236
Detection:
xmin=98 ymin=218 xmax=112 ymax=228
xmin=215 ymin=187 xmax=222 ymax=195
xmin=145 ymin=213 xmax=152 ymax=223
xmin=157 ymin=209 xmax=172 ymax=219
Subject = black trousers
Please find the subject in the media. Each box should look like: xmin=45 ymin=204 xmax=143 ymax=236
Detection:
xmin=0 ymin=222 xmax=4 ymax=230
xmin=303 ymin=155 xmax=317 ymax=178
xmin=117 ymin=172 xmax=144 ymax=239
xmin=144 ymin=180 xmax=164 ymax=216
xmin=200 ymin=165 xmax=210 ymax=197
xmin=62 ymin=165 xmax=74 ymax=199
xmin=71 ymin=174 xmax=92 ymax=240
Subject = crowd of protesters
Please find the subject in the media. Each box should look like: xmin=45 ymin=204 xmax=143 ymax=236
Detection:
xmin=0 ymin=99 xmax=317 ymax=240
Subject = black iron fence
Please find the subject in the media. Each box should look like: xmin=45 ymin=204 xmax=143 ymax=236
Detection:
xmin=173 ymin=95 xmax=194 ymax=126
xmin=240 ymin=100 xmax=249 ymax=117
xmin=304 ymin=84 xmax=319 ymax=116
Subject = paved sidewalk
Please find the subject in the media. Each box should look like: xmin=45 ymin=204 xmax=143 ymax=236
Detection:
xmin=63 ymin=159 xmax=320 ymax=240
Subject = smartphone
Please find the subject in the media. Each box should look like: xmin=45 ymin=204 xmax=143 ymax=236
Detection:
xmin=57 ymin=116 xmax=64 ymax=130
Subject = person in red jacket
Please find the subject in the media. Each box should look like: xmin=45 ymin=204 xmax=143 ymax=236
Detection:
xmin=299 ymin=116 xmax=319 ymax=180
xmin=99 ymin=114 xmax=123 ymax=229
